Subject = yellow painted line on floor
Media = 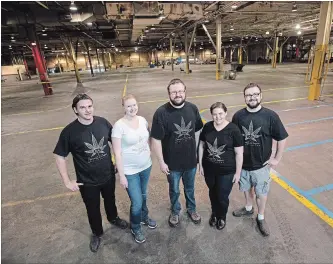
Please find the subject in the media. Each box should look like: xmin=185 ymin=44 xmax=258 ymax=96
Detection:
xmin=2 ymin=192 xmax=79 ymax=208
xmin=122 ymin=74 xmax=128 ymax=97
xmin=2 ymin=126 xmax=65 ymax=137
xmin=3 ymin=104 xmax=72 ymax=117
xmin=271 ymin=172 xmax=333 ymax=228
xmin=139 ymin=85 xmax=308 ymax=104
xmin=200 ymin=96 xmax=307 ymax=114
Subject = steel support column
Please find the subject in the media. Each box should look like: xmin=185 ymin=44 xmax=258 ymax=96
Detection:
xmin=83 ymin=42 xmax=94 ymax=77
xmin=202 ymin=24 xmax=217 ymax=51
xmin=108 ymin=52 xmax=112 ymax=70
xmin=68 ymin=38 xmax=82 ymax=83
xmin=216 ymin=17 xmax=222 ymax=80
xmin=102 ymin=49 xmax=107 ymax=71
xmin=170 ymin=38 xmax=174 ymax=71
xmin=308 ymin=1 xmax=333 ymax=100
xmin=96 ymin=48 xmax=101 ymax=73
xmin=23 ymin=53 xmax=31 ymax=79
xmin=31 ymin=43 xmax=53 ymax=95
xmin=185 ymin=31 xmax=190 ymax=74
xmin=272 ymin=34 xmax=279 ymax=68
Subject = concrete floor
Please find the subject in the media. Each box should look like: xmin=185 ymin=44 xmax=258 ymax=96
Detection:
xmin=1 ymin=63 xmax=333 ymax=263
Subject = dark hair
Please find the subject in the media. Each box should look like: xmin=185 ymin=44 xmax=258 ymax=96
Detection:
xmin=72 ymin=94 xmax=93 ymax=115
xmin=167 ymin=78 xmax=186 ymax=92
xmin=210 ymin=102 xmax=227 ymax=114
xmin=243 ymin=83 xmax=262 ymax=95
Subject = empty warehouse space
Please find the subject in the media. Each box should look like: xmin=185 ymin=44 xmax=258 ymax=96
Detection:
xmin=1 ymin=1 xmax=333 ymax=263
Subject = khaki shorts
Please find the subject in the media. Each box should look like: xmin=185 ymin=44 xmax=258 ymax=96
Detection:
xmin=239 ymin=166 xmax=271 ymax=196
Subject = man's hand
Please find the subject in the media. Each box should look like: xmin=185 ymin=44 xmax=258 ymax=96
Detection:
xmin=65 ymin=180 xmax=83 ymax=191
xmin=160 ymin=161 xmax=170 ymax=175
xmin=232 ymin=173 xmax=241 ymax=184
xmin=263 ymin=158 xmax=280 ymax=167
xmin=120 ymin=176 xmax=128 ymax=189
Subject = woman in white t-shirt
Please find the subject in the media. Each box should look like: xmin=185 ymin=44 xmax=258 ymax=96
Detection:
xmin=112 ymin=94 xmax=156 ymax=244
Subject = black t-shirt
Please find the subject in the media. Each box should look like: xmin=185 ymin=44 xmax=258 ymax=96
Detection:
xmin=151 ymin=101 xmax=204 ymax=171
xmin=199 ymin=121 xmax=243 ymax=175
xmin=53 ymin=116 xmax=115 ymax=185
xmin=232 ymin=107 xmax=288 ymax=171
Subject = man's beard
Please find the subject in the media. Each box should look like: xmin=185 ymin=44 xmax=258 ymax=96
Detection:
xmin=246 ymin=99 xmax=261 ymax=109
xmin=170 ymin=96 xmax=185 ymax=106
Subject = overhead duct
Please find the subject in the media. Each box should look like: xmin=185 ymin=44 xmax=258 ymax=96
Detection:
xmin=105 ymin=3 xmax=134 ymax=20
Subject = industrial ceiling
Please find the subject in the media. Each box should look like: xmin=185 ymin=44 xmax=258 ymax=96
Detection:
xmin=1 ymin=1 xmax=329 ymax=57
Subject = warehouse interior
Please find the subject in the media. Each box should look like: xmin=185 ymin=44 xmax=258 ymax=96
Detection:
xmin=1 ymin=1 xmax=333 ymax=263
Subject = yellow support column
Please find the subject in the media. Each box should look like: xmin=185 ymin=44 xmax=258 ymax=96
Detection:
xmin=308 ymin=1 xmax=333 ymax=100
xmin=238 ymin=47 xmax=243 ymax=64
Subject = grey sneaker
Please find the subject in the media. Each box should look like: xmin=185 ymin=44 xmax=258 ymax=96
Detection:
xmin=141 ymin=218 xmax=157 ymax=229
xmin=131 ymin=229 xmax=146 ymax=243
xmin=168 ymin=213 xmax=179 ymax=227
xmin=187 ymin=211 xmax=201 ymax=224
xmin=256 ymin=217 xmax=270 ymax=237
xmin=232 ymin=207 xmax=254 ymax=217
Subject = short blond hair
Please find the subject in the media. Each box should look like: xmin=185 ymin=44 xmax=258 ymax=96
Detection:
xmin=122 ymin=94 xmax=137 ymax=106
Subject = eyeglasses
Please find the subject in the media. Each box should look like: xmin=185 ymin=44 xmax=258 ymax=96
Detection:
xmin=245 ymin=93 xmax=261 ymax=99
xmin=169 ymin=90 xmax=185 ymax=96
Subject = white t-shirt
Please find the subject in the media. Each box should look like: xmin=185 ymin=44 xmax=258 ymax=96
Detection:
xmin=112 ymin=116 xmax=152 ymax=175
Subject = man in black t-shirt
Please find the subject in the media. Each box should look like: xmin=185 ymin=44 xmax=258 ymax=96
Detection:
xmin=53 ymin=94 xmax=128 ymax=252
xmin=151 ymin=79 xmax=204 ymax=227
xmin=232 ymin=83 xmax=288 ymax=237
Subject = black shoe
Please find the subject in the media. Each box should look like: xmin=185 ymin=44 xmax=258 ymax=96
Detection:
xmin=232 ymin=207 xmax=254 ymax=217
xmin=256 ymin=217 xmax=270 ymax=237
xmin=110 ymin=216 xmax=128 ymax=229
xmin=209 ymin=213 xmax=217 ymax=226
xmin=90 ymin=234 xmax=101 ymax=253
xmin=216 ymin=219 xmax=226 ymax=230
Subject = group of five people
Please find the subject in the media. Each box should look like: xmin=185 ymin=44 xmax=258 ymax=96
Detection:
xmin=54 ymin=79 xmax=288 ymax=252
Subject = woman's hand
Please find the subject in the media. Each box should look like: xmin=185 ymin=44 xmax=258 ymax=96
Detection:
xmin=120 ymin=175 xmax=128 ymax=189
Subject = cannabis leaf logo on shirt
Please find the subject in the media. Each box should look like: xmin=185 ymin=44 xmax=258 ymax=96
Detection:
xmin=84 ymin=134 xmax=107 ymax=158
xmin=207 ymin=138 xmax=226 ymax=159
xmin=174 ymin=117 xmax=193 ymax=140
xmin=241 ymin=121 xmax=262 ymax=142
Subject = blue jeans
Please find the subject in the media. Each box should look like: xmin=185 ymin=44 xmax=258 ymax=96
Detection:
xmin=167 ymin=168 xmax=197 ymax=215
xmin=126 ymin=166 xmax=152 ymax=232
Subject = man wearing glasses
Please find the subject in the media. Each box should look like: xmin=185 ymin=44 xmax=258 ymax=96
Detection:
xmin=151 ymin=79 xmax=204 ymax=227
xmin=231 ymin=83 xmax=288 ymax=236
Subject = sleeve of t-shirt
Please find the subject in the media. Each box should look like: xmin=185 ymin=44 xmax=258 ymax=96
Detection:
xmin=194 ymin=105 xmax=204 ymax=132
xmin=199 ymin=123 xmax=207 ymax=142
xmin=53 ymin=128 xmax=70 ymax=157
xmin=105 ymin=119 xmax=113 ymax=142
xmin=151 ymin=110 xmax=165 ymax=140
xmin=111 ymin=121 xmax=123 ymax=139
xmin=231 ymin=112 xmax=239 ymax=126
xmin=271 ymin=113 xmax=289 ymax=141
xmin=232 ymin=126 xmax=244 ymax=147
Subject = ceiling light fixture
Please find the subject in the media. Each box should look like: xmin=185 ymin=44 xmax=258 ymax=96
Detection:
xmin=42 ymin=33 xmax=47 ymax=36
xmin=231 ymin=4 xmax=238 ymax=9
xmin=69 ymin=1 xmax=77 ymax=11
xmin=87 ymin=22 xmax=93 ymax=26
xmin=266 ymin=31 xmax=269 ymax=35
xmin=297 ymin=30 xmax=302 ymax=35
xmin=295 ymin=24 xmax=300 ymax=29
xmin=292 ymin=3 xmax=297 ymax=12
